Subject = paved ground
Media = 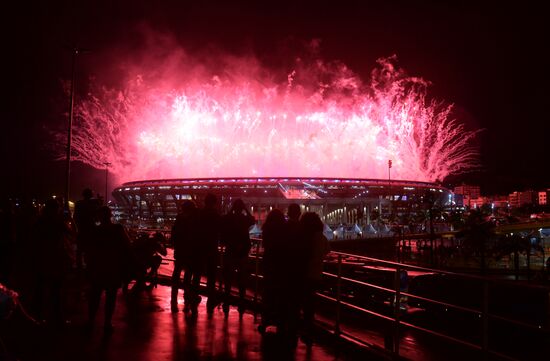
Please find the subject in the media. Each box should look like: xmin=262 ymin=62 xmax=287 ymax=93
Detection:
xmin=1 ymin=283 xmax=367 ymax=361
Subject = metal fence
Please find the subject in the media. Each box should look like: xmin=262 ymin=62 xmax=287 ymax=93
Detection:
xmin=153 ymin=235 xmax=549 ymax=360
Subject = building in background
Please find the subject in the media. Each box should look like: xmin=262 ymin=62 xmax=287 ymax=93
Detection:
xmin=508 ymin=190 xmax=536 ymax=208
xmin=453 ymin=184 xmax=481 ymax=208
xmin=538 ymin=190 xmax=549 ymax=205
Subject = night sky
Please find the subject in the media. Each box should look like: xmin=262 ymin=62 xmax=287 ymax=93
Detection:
xmin=2 ymin=1 xmax=548 ymax=199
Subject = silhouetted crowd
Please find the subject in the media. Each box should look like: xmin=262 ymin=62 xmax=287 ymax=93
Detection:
xmin=0 ymin=190 xmax=158 ymax=332
xmin=168 ymin=196 xmax=329 ymax=345
xmin=1 ymin=190 xmax=330 ymax=346
xmin=1 ymin=196 xmax=73 ymax=327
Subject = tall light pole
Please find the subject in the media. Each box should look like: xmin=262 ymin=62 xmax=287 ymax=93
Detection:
xmin=64 ymin=47 xmax=78 ymax=210
xmin=388 ymin=159 xmax=392 ymax=214
xmin=104 ymin=162 xmax=112 ymax=204
xmin=64 ymin=46 xmax=89 ymax=211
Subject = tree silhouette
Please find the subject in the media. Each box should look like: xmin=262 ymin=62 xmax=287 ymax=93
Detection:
xmin=457 ymin=209 xmax=496 ymax=274
xmin=494 ymin=233 xmax=529 ymax=280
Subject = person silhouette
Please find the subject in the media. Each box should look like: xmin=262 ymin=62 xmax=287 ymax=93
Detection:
xmin=170 ymin=200 xmax=201 ymax=313
xmin=198 ymin=193 xmax=222 ymax=314
xmin=281 ymin=203 xmax=305 ymax=343
xmin=131 ymin=232 xmax=167 ymax=291
xmin=260 ymin=205 xmax=305 ymax=345
xmin=30 ymin=198 xmax=71 ymax=327
xmin=85 ymin=206 xmax=131 ymax=333
xmin=299 ymin=212 xmax=329 ymax=344
xmin=220 ymin=199 xmax=255 ymax=316
xmin=260 ymin=208 xmax=287 ymax=332
xmin=74 ymin=189 xmax=100 ymax=271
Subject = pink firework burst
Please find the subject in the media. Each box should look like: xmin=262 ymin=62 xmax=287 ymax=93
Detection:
xmin=64 ymin=55 xmax=479 ymax=184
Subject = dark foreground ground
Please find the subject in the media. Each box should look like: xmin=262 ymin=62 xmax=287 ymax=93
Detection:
xmin=1 ymin=280 xmax=385 ymax=361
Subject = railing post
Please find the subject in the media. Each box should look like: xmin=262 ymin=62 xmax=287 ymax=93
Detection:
xmin=393 ymin=265 xmax=401 ymax=356
xmin=218 ymin=245 xmax=225 ymax=292
xmin=396 ymin=234 xmax=401 ymax=263
xmin=335 ymin=254 xmax=342 ymax=336
xmin=254 ymin=240 xmax=260 ymax=308
xmin=482 ymin=279 xmax=489 ymax=359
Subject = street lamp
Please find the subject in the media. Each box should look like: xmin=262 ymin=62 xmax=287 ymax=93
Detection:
xmin=388 ymin=159 xmax=392 ymax=214
xmin=104 ymin=162 xmax=112 ymax=204
xmin=64 ymin=46 xmax=89 ymax=211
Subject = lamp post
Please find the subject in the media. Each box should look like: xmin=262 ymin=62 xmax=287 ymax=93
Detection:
xmin=64 ymin=47 xmax=78 ymax=210
xmin=388 ymin=159 xmax=392 ymax=214
xmin=389 ymin=159 xmax=397 ymax=258
xmin=64 ymin=46 xmax=89 ymax=211
xmin=104 ymin=162 xmax=111 ymax=204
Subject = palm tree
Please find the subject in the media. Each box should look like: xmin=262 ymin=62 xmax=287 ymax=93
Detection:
xmin=448 ymin=210 xmax=465 ymax=232
xmin=494 ymin=233 xmax=529 ymax=280
xmin=457 ymin=209 xmax=496 ymax=274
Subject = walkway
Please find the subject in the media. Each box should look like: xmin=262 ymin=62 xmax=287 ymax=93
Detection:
xmin=1 ymin=283 xmax=373 ymax=361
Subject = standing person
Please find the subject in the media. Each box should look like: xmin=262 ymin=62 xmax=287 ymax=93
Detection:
xmin=30 ymin=198 xmax=71 ymax=327
xmin=220 ymin=199 xmax=255 ymax=316
xmin=299 ymin=212 xmax=330 ymax=344
xmin=260 ymin=209 xmax=287 ymax=332
xmin=170 ymin=200 xmax=201 ymax=313
xmin=198 ymin=193 xmax=223 ymax=314
xmin=85 ymin=206 xmax=131 ymax=333
xmin=280 ymin=203 xmax=305 ymax=343
xmin=74 ymin=189 xmax=100 ymax=271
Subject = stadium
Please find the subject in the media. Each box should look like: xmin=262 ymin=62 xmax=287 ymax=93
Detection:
xmin=112 ymin=177 xmax=451 ymax=236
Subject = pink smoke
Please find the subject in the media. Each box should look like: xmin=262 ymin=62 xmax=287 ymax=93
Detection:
xmin=62 ymin=35 xmax=479 ymax=184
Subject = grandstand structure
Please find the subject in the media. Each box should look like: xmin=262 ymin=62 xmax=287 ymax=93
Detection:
xmin=112 ymin=177 xmax=451 ymax=230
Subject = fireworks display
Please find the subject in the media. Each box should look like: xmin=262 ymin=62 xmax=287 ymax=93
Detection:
xmin=65 ymin=53 xmax=479 ymax=184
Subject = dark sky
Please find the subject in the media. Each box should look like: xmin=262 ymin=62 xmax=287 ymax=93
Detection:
xmin=2 ymin=0 xmax=548 ymax=199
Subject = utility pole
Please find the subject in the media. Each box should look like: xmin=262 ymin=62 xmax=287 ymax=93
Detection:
xmin=64 ymin=47 xmax=78 ymax=211
xmin=64 ymin=46 xmax=89 ymax=211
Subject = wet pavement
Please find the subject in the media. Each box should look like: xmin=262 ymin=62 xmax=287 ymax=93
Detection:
xmin=1 ymin=283 xmax=364 ymax=361
xmin=5 ymin=247 xmax=546 ymax=361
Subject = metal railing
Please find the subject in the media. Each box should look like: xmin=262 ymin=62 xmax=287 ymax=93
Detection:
xmin=317 ymin=251 xmax=549 ymax=360
xmin=152 ymin=235 xmax=549 ymax=360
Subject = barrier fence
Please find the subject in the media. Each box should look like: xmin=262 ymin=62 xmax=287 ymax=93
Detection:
xmin=151 ymin=235 xmax=549 ymax=360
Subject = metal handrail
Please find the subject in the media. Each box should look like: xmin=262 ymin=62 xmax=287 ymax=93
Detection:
xmin=329 ymin=250 xmax=550 ymax=291
xmin=317 ymin=291 xmax=519 ymax=361
xmin=316 ymin=292 xmax=395 ymax=322
xmin=154 ymin=236 xmax=548 ymax=360
xmin=324 ymin=268 xmax=484 ymax=316
xmin=325 ymin=254 xmax=548 ymax=359
xmin=322 ymin=271 xmax=395 ymax=294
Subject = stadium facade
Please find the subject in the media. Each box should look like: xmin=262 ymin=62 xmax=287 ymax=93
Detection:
xmin=112 ymin=177 xmax=451 ymax=231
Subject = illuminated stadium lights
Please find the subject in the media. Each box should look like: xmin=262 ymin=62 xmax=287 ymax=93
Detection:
xmin=113 ymin=177 xmax=450 ymax=228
